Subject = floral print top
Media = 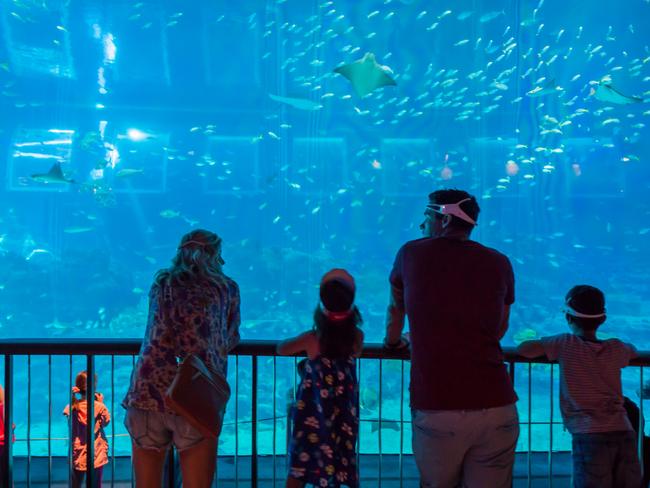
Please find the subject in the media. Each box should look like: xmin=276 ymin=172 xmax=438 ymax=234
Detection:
xmin=288 ymin=356 xmax=359 ymax=488
xmin=123 ymin=274 xmax=240 ymax=413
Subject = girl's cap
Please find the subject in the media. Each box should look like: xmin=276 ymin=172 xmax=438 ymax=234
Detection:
xmin=320 ymin=268 xmax=355 ymax=294
xmin=320 ymin=269 xmax=355 ymax=321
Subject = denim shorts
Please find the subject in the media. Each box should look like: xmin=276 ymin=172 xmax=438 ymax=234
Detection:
xmin=572 ymin=430 xmax=641 ymax=488
xmin=124 ymin=407 xmax=205 ymax=452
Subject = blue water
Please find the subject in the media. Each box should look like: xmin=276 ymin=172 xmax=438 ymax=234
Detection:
xmin=0 ymin=0 xmax=649 ymax=459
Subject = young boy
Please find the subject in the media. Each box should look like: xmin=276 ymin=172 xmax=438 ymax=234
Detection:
xmin=517 ymin=285 xmax=642 ymax=488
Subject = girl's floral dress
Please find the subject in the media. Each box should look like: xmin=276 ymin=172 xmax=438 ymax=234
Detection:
xmin=289 ymin=356 xmax=359 ymax=488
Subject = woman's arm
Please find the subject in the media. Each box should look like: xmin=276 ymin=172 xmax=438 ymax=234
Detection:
xmin=277 ymin=331 xmax=316 ymax=356
xmin=226 ymin=282 xmax=241 ymax=352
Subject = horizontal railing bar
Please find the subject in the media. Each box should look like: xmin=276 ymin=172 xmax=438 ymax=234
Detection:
xmin=7 ymin=419 xmax=571 ymax=443
xmin=0 ymin=340 xmax=648 ymax=365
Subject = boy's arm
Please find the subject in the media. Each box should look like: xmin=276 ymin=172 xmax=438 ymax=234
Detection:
xmin=517 ymin=340 xmax=546 ymax=358
xmin=277 ymin=331 xmax=315 ymax=356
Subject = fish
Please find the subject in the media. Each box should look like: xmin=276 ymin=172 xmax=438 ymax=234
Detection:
xmin=514 ymin=328 xmax=538 ymax=343
xmin=63 ymin=227 xmax=94 ymax=234
xmin=601 ymin=118 xmax=620 ymax=126
xmin=25 ymin=249 xmax=54 ymax=261
xmin=160 ymin=210 xmax=181 ymax=219
xmin=589 ymin=83 xmax=643 ymax=105
xmin=526 ymin=79 xmax=561 ymax=97
xmin=268 ymin=93 xmax=323 ymax=110
xmin=116 ymin=168 xmax=145 ymax=177
xmin=479 ymin=11 xmax=504 ymax=23
xmin=370 ymin=419 xmax=401 ymax=433
xmin=30 ymin=163 xmax=75 ymax=184
xmin=333 ymin=52 xmax=396 ymax=98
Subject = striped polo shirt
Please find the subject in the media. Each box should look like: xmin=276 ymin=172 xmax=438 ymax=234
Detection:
xmin=541 ymin=333 xmax=637 ymax=434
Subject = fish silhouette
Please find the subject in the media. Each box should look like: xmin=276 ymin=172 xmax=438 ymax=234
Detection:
xmin=30 ymin=163 xmax=75 ymax=184
xmin=268 ymin=93 xmax=323 ymax=110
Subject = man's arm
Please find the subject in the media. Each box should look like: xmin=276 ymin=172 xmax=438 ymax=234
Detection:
xmin=497 ymin=304 xmax=511 ymax=340
xmin=385 ymin=284 xmax=406 ymax=346
xmin=516 ymin=340 xmax=546 ymax=358
xmin=384 ymin=247 xmax=409 ymax=348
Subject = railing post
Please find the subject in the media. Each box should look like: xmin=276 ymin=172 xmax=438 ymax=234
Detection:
xmin=27 ymin=356 xmax=31 ymax=487
xmin=2 ymin=355 xmax=13 ymax=488
xmin=640 ymin=367 xmax=645 ymax=481
xmin=251 ymin=355 xmax=258 ymax=487
xmin=48 ymin=355 xmax=52 ymax=487
xmin=86 ymin=354 xmax=95 ymax=488
xmin=166 ymin=448 xmax=175 ymax=487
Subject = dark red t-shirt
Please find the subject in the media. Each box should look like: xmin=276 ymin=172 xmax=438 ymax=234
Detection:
xmin=390 ymin=237 xmax=517 ymax=410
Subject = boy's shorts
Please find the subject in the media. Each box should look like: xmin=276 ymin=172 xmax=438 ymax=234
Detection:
xmin=572 ymin=430 xmax=641 ymax=487
xmin=124 ymin=407 xmax=204 ymax=452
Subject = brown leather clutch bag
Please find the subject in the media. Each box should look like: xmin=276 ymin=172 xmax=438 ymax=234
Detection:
xmin=165 ymin=354 xmax=231 ymax=439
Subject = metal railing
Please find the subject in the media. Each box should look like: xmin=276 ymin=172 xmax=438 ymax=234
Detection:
xmin=0 ymin=339 xmax=647 ymax=487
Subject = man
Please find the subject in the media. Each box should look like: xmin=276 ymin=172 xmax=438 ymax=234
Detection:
xmin=384 ymin=188 xmax=519 ymax=488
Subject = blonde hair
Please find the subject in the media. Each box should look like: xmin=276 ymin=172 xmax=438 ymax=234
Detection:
xmin=155 ymin=229 xmax=225 ymax=288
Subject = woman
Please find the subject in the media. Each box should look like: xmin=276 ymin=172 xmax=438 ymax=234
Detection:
xmin=123 ymin=229 xmax=240 ymax=487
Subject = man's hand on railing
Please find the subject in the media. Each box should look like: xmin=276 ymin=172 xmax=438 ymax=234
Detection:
xmin=383 ymin=334 xmax=410 ymax=351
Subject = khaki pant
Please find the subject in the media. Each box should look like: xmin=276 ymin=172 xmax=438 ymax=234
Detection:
xmin=412 ymin=403 xmax=519 ymax=488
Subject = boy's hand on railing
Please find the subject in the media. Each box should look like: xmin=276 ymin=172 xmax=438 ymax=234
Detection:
xmin=94 ymin=392 xmax=104 ymax=402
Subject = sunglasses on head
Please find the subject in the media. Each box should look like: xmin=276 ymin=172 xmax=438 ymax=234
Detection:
xmin=426 ymin=197 xmax=477 ymax=226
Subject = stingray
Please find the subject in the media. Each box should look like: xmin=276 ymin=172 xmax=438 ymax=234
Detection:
xmin=30 ymin=162 xmax=75 ymax=184
xmin=268 ymin=93 xmax=323 ymax=110
xmin=590 ymin=83 xmax=643 ymax=105
xmin=333 ymin=52 xmax=397 ymax=98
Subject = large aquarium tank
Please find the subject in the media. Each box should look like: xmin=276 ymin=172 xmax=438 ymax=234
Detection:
xmin=0 ymin=0 xmax=649 ymax=481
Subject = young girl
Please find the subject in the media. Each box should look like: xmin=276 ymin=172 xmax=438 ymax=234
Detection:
xmin=63 ymin=371 xmax=111 ymax=488
xmin=278 ymin=269 xmax=364 ymax=488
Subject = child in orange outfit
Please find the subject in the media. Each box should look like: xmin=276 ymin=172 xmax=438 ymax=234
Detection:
xmin=63 ymin=371 xmax=111 ymax=488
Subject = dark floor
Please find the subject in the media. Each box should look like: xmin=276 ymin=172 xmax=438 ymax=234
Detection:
xmin=7 ymin=452 xmax=572 ymax=487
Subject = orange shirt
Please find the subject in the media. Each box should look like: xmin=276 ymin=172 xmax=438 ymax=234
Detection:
xmin=63 ymin=397 xmax=110 ymax=471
